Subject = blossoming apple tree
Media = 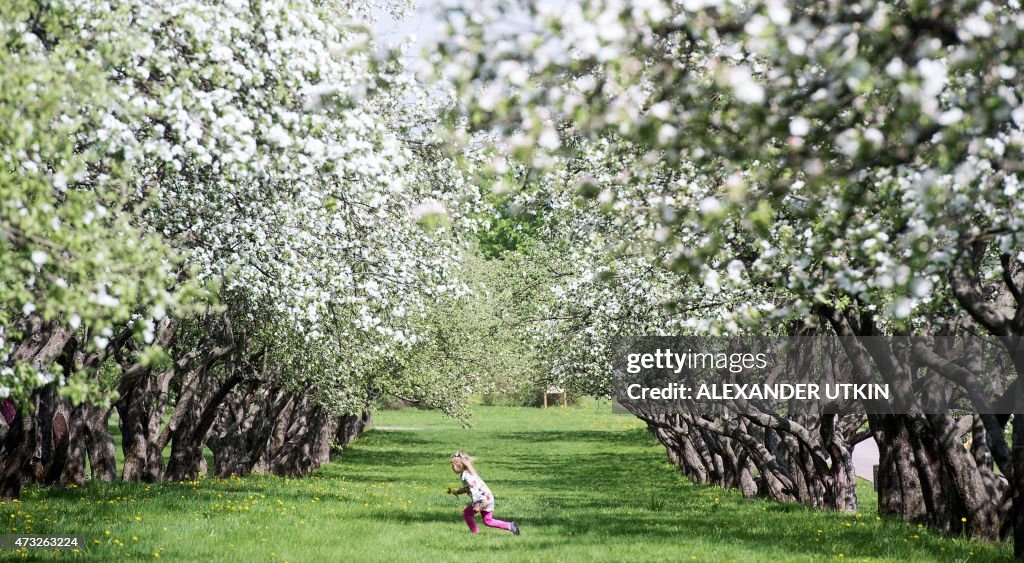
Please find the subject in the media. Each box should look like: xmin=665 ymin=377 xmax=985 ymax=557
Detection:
xmin=435 ymin=0 xmax=1024 ymax=547
xmin=1 ymin=0 xmax=480 ymax=494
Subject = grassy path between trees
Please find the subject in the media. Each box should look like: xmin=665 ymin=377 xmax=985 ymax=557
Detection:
xmin=7 ymin=402 xmax=1011 ymax=561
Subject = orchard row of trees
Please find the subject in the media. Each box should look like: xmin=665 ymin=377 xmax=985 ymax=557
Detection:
xmin=0 ymin=0 xmax=542 ymax=498
xmin=5 ymin=0 xmax=1024 ymax=555
xmin=430 ymin=0 xmax=1024 ymax=554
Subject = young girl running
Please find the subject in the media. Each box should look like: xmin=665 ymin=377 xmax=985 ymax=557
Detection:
xmin=446 ymin=451 xmax=520 ymax=535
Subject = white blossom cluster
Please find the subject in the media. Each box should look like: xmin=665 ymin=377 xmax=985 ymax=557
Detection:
xmin=2 ymin=0 xmax=479 ymax=406
xmin=502 ymin=140 xmax=782 ymax=394
xmin=63 ymin=0 xmax=475 ymax=342
xmin=436 ymin=0 xmax=1024 ymax=346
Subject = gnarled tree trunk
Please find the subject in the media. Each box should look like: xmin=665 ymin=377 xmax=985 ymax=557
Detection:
xmin=334 ymin=409 xmax=372 ymax=452
xmin=0 ymin=317 xmax=75 ymax=499
xmin=83 ymin=402 xmax=116 ymax=482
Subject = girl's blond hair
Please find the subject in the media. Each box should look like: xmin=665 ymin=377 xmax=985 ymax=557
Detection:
xmin=451 ymin=451 xmax=478 ymax=475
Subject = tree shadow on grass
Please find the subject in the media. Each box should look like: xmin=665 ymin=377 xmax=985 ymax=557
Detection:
xmin=332 ymin=428 xmax=1010 ymax=561
xmin=491 ymin=452 xmax=661 ymax=493
xmin=456 ymin=503 xmax=1002 ymax=560
xmin=21 ymin=420 xmax=1013 ymax=562
xmin=353 ymin=429 xmax=440 ymax=447
xmin=342 ymin=505 xmax=887 ymax=561
xmin=492 ymin=429 xmax=653 ymax=447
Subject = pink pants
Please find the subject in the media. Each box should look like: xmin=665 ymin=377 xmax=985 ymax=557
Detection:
xmin=463 ymin=505 xmax=512 ymax=533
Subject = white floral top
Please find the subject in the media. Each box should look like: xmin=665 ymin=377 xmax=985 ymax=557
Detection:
xmin=461 ymin=470 xmax=495 ymax=511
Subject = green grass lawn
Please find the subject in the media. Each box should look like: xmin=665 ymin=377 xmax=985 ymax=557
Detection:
xmin=5 ymin=402 xmax=1012 ymax=561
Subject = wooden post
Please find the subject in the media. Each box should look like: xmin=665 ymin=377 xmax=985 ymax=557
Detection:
xmin=544 ymin=386 xmax=565 ymax=409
